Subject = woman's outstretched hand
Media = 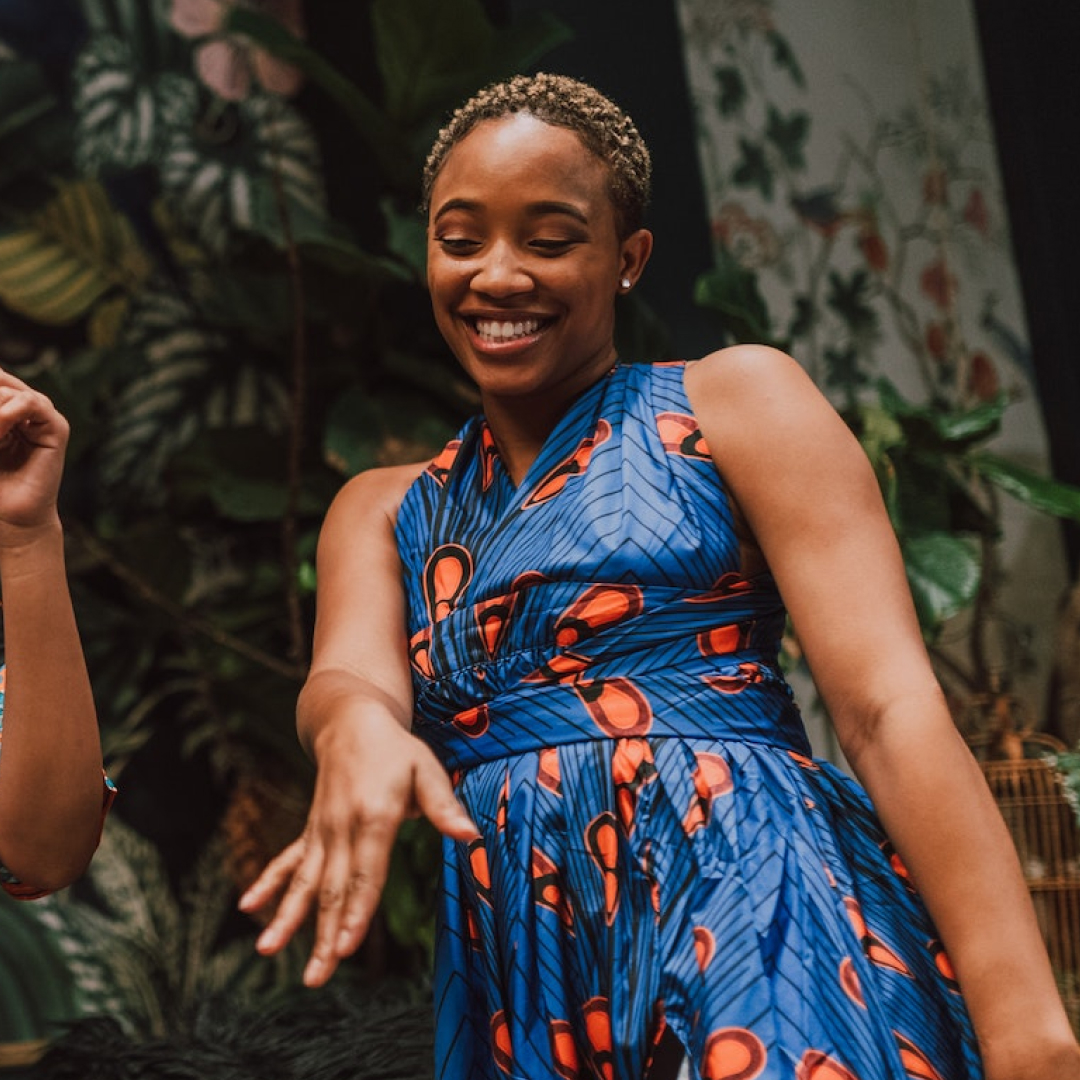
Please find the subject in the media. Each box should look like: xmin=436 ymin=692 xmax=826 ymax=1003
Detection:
xmin=0 ymin=368 xmax=68 ymax=540
xmin=238 ymin=707 xmax=478 ymax=987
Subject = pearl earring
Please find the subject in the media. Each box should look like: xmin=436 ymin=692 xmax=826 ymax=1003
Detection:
xmin=620 ymin=277 xmax=632 ymax=291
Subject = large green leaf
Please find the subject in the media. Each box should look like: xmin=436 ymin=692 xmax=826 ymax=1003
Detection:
xmin=694 ymin=247 xmax=775 ymax=345
xmin=876 ymin=380 xmax=1006 ymax=449
xmin=0 ymin=891 xmax=80 ymax=1041
xmin=222 ymin=6 xmax=413 ymax=187
xmin=0 ymin=180 xmax=150 ymax=325
xmin=902 ymin=532 xmax=982 ymax=636
xmin=968 ymin=451 xmax=1080 ymax=523
xmin=372 ymin=0 xmax=495 ymax=127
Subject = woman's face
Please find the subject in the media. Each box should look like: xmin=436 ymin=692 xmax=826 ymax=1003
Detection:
xmin=426 ymin=113 xmax=651 ymax=411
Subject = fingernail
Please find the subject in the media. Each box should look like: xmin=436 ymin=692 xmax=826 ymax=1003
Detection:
xmin=256 ymin=929 xmax=278 ymax=951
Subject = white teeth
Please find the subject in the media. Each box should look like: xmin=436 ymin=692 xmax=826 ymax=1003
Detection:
xmin=474 ymin=318 xmax=542 ymax=342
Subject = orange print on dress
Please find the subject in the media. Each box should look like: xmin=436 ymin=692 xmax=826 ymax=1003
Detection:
xmin=491 ymin=1010 xmax=513 ymax=1075
xmin=538 ymin=747 xmax=562 ymax=795
xmin=425 ymin=439 xmax=461 ymax=486
xmin=480 ymin=425 xmax=499 ymax=491
xmin=522 ymin=419 xmax=612 ymax=508
xmin=583 ymin=997 xmax=615 ymax=1080
xmin=893 ymin=1032 xmax=946 ymax=1080
xmin=549 ymin=1018 xmax=581 ymax=1079
xmin=475 ymin=592 xmax=519 ymax=658
xmin=788 ymin=750 xmax=821 ymax=771
xmin=927 ymin=939 xmax=960 ymax=992
xmin=573 ymin=677 xmax=653 ymax=738
xmin=525 ymin=650 xmax=593 ymax=684
xmin=794 ymin=1050 xmax=861 ymax=1080
xmin=496 ymin=771 xmax=510 ymax=832
xmin=612 ymin=738 xmax=657 ymax=833
xmin=452 ymin=702 xmax=490 ymax=739
xmin=838 ymin=956 xmax=866 ymax=1008
xmin=532 ymin=846 xmax=574 ymax=929
xmin=684 ymin=572 xmax=755 ymax=604
xmin=422 ymin=544 xmax=473 ymax=623
xmin=656 ymin=411 xmax=712 ymax=460
xmin=408 ymin=626 xmax=434 ymax=678
xmin=696 ymin=623 xmax=751 ymax=658
xmin=465 ymin=904 xmax=482 ymax=951
xmin=703 ymin=662 xmax=765 ymax=695
xmin=469 ymin=839 xmax=493 ymax=906
xmin=585 ymin=812 xmax=620 ymax=925
xmin=694 ymin=925 xmax=717 ymax=973
xmin=701 ymin=1027 xmax=767 ymax=1080
xmin=843 ymin=897 xmax=911 ymax=976
xmin=554 ymin=583 xmax=645 ymax=649
xmin=683 ymin=752 xmax=734 ymax=836
xmin=879 ymin=839 xmax=917 ymax=894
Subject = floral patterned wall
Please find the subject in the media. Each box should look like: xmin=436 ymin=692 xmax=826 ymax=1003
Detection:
xmin=674 ymin=0 xmax=1069 ymax=736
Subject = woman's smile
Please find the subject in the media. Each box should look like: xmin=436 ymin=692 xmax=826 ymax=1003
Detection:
xmin=426 ymin=112 xmax=651 ymax=418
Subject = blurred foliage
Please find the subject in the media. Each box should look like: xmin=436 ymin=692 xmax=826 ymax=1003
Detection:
xmin=0 ymin=0 xmax=587 ymax=1024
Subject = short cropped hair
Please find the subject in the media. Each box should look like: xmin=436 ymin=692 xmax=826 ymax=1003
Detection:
xmin=421 ymin=73 xmax=652 ymax=238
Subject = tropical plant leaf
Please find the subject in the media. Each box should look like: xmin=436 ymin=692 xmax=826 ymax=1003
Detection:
xmin=0 ymin=891 xmax=80 ymax=1041
xmin=968 ymin=452 xmax=1080 ymax=523
xmin=372 ymin=0 xmax=494 ymax=128
xmin=694 ymin=246 xmax=775 ymax=345
xmin=159 ymin=94 xmax=327 ymax=257
xmin=72 ymin=32 xmax=197 ymax=174
xmin=876 ymin=379 xmax=1006 ymax=448
xmin=221 ymin=5 xmax=414 ymax=187
xmin=0 ymin=179 xmax=151 ymax=324
xmin=902 ymin=532 xmax=982 ymax=637
xmin=100 ymin=290 xmax=288 ymax=495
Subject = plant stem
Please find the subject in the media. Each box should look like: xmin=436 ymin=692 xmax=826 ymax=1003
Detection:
xmin=69 ymin=525 xmax=306 ymax=683
xmin=268 ymin=105 xmax=310 ymax=668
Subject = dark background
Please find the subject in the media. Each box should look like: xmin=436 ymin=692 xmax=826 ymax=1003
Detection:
xmin=974 ymin=0 xmax=1080 ymax=574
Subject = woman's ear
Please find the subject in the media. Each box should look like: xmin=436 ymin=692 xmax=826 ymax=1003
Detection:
xmin=618 ymin=228 xmax=654 ymax=291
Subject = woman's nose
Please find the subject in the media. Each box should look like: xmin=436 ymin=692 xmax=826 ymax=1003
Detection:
xmin=471 ymin=242 xmax=533 ymax=295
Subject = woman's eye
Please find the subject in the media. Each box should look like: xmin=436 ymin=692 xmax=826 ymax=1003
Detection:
xmin=530 ymin=238 xmax=577 ymax=254
xmin=437 ymin=237 xmax=480 ymax=253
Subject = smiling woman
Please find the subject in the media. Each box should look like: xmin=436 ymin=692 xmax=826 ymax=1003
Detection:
xmin=239 ymin=74 xmax=1080 ymax=1080
xmin=422 ymin=111 xmax=652 ymax=478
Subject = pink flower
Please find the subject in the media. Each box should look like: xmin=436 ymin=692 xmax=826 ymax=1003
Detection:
xmin=169 ymin=0 xmax=305 ymax=102
xmin=857 ymin=228 xmax=889 ymax=273
xmin=919 ymin=258 xmax=957 ymax=310
xmin=922 ymin=168 xmax=949 ymax=207
xmin=924 ymin=321 xmax=948 ymax=361
xmin=963 ymin=188 xmax=990 ymax=236
xmin=967 ymin=351 xmax=999 ymax=401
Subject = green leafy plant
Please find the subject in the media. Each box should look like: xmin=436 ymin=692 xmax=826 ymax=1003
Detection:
xmin=0 ymin=0 xmax=574 ymax=1024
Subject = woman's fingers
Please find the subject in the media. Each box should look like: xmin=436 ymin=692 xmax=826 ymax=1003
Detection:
xmin=237 ymin=837 xmax=305 ymax=915
xmin=415 ymin=753 xmax=480 ymax=841
xmin=241 ymin=746 xmax=477 ymax=983
xmin=249 ymin=835 xmax=325 ymax=956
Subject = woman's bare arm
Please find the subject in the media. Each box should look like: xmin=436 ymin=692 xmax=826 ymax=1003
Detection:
xmin=686 ymin=346 xmax=1080 ymax=1078
xmin=239 ymin=463 xmax=478 ymax=986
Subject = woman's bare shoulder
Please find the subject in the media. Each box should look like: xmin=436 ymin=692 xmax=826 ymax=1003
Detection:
xmin=325 ymin=462 xmax=429 ymax=531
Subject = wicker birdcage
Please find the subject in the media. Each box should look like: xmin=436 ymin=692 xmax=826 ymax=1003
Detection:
xmin=962 ymin=692 xmax=1080 ymax=1033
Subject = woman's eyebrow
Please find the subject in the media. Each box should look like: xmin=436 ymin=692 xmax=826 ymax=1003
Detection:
xmin=525 ymin=201 xmax=589 ymax=224
xmin=431 ymin=199 xmax=590 ymax=225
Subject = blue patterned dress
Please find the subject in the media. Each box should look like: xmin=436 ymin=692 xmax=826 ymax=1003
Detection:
xmin=395 ymin=361 xmax=983 ymax=1080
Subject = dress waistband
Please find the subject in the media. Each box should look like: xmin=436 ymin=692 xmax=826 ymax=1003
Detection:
xmin=414 ymin=667 xmax=812 ymax=772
